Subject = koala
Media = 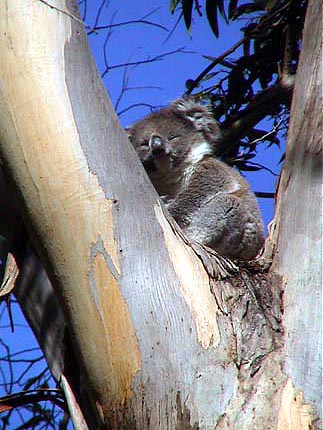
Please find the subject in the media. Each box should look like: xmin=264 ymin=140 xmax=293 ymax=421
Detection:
xmin=127 ymin=98 xmax=264 ymax=261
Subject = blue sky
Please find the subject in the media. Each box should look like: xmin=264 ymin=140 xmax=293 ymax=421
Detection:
xmin=85 ymin=1 xmax=244 ymax=123
xmin=1 ymin=1 xmax=284 ymax=428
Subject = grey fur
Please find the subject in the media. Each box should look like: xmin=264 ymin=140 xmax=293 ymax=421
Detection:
xmin=127 ymin=98 xmax=264 ymax=261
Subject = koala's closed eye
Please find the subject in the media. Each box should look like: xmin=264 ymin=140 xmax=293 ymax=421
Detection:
xmin=168 ymin=134 xmax=180 ymax=141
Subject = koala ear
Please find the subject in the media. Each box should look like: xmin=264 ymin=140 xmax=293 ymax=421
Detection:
xmin=171 ymin=98 xmax=220 ymax=139
xmin=124 ymin=126 xmax=133 ymax=142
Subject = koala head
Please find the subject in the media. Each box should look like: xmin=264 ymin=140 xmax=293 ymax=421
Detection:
xmin=126 ymin=98 xmax=221 ymax=173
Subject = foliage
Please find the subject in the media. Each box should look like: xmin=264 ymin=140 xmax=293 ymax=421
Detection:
xmin=171 ymin=0 xmax=307 ymax=170
xmin=0 ymin=302 xmax=69 ymax=430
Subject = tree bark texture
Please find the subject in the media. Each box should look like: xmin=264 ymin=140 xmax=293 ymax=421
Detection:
xmin=0 ymin=1 xmax=321 ymax=429
xmin=270 ymin=0 xmax=322 ymax=426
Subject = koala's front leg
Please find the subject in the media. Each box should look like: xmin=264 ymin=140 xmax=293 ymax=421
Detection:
xmin=159 ymin=195 xmax=174 ymax=206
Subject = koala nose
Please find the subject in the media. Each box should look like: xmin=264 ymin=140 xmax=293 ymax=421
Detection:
xmin=150 ymin=134 xmax=165 ymax=155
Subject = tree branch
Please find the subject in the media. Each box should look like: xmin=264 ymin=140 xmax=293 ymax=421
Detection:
xmin=219 ymin=76 xmax=295 ymax=151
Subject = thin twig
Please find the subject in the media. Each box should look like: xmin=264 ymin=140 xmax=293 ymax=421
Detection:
xmin=38 ymin=0 xmax=87 ymax=27
xmin=102 ymin=47 xmax=191 ymax=77
xmin=255 ymin=192 xmax=275 ymax=199
xmin=248 ymin=119 xmax=283 ymax=146
xmin=118 ymin=103 xmax=157 ymax=117
xmin=87 ymin=19 xmax=168 ymax=36
xmin=242 ymin=161 xmax=278 ymax=176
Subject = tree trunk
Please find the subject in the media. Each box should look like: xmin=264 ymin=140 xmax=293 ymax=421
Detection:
xmin=269 ymin=0 xmax=322 ymax=425
xmin=0 ymin=1 xmax=320 ymax=429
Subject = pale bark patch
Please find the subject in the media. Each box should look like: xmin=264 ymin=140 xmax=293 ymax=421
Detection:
xmin=277 ymin=378 xmax=315 ymax=430
xmin=93 ymin=252 xmax=141 ymax=402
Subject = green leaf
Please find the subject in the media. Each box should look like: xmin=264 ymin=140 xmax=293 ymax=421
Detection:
xmin=23 ymin=376 xmax=40 ymax=390
xmin=181 ymin=0 xmax=194 ymax=30
xmin=217 ymin=0 xmax=228 ymax=23
xmin=170 ymin=0 xmax=180 ymax=14
xmin=205 ymin=0 xmax=219 ymax=37
xmin=231 ymin=2 xmax=266 ymax=20
xmin=228 ymin=0 xmax=238 ymax=19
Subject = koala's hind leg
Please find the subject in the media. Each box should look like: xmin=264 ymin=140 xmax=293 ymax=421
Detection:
xmin=170 ymin=193 xmax=263 ymax=261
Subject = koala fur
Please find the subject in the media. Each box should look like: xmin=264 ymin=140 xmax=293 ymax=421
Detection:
xmin=127 ymin=98 xmax=264 ymax=261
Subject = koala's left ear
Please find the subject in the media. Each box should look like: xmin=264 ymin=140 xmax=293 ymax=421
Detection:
xmin=171 ymin=98 xmax=220 ymax=138
xmin=124 ymin=126 xmax=133 ymax=142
